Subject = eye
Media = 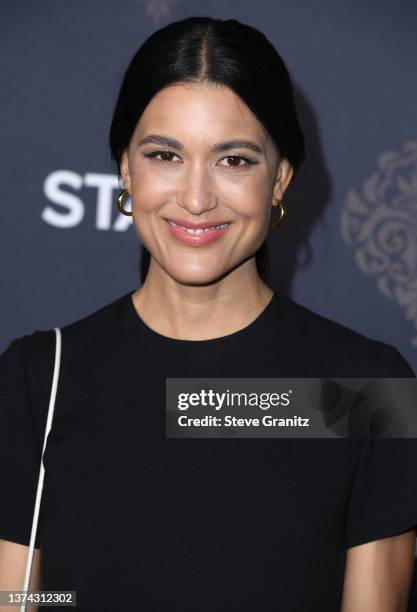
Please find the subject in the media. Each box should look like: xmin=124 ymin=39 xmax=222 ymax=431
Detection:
xmin=219 ymin=155 xmax=256 ymax=168
xmin=143 ymin=150 xmax=180 ymax=163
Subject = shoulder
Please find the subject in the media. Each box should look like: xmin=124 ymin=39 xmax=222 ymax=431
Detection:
xmin=274 ymin=293 xmax=415 ymax=377
xmin=1 ymin=290 xmax=132 ymax=371
xmin=0 ymin=291 xmax=133 ymax=433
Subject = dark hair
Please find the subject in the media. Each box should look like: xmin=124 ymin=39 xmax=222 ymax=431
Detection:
xmin=109 ymin=16 xmax=305 ymax=284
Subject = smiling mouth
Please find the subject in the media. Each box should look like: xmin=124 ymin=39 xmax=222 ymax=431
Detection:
xmin=165 ymin=219 xmax=230 ymax=234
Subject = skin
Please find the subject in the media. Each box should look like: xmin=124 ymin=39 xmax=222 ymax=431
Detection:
xmin=120 ymin=81 xmax=293 ymax=340
xmin=340 ymin=530 xmax=416 ymax=611
xmin=0 ymin=540 xmax=41 ymax=611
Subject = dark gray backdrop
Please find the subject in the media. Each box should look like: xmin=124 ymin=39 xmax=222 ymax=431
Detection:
xmin=1 ymin=0 xmax=417 ymax=367
xmin=1 ymin=0 xmax=417 ymax=601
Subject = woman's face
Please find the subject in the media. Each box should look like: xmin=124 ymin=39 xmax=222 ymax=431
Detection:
xmin=120 ymin=82 xmax=293 ymax=285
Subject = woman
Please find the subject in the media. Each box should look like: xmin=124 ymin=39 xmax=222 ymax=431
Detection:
xmin=1 ymin=16 xmax=416 ymax=612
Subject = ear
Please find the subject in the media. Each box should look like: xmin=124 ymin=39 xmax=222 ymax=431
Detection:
xmin=272 ymin=158 xmax=294 ymax=204
xmin=119 ymin=150 xmax=131 ymax=191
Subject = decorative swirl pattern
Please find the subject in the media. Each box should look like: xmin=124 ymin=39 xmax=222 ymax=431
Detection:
xmin=341 ymin=141 xmax=417 ymax=346
xmin=141 ymin=0 xmax=179 ymax=24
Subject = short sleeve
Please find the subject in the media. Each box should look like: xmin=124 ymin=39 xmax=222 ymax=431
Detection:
xmin=0 ymin=337 xmax=42 ymax=548
xmin=345 ymin=342 xmax=417 ymax=548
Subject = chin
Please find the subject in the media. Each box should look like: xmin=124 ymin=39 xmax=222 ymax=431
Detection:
xmin=167 ymin=265 xmax=230 ymax=286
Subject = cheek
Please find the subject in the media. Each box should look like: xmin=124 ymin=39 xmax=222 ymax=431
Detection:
xmin=129 ymin=157 xmax=172 ymax=201
xmin=224 ymin=182 xmax=271 ymax=219
xmin=130 ymin=175 xmax=166 ymax=212
xmin=215 ymin=169 xmax=271 ymax=210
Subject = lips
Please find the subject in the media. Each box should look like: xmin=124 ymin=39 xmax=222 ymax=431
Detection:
xmin=164 ymin=218 xmax=231 ymax=246
xmin=164 ymin=217 xmax=232 ymax=230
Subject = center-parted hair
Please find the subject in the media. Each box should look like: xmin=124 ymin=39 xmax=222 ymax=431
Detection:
xmin=109 ymin=16 xmax=305 ymax=283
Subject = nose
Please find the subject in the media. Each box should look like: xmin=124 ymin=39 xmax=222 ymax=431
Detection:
xmin=177 ymin=161 xmax=217 ymax=216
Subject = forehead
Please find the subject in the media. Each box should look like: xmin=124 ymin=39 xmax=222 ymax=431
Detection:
xmin=134 ymin=83 xmax=267 ymax=143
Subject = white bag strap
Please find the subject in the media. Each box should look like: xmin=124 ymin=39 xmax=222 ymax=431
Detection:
xmin=20 ymin=327 xmax=62 ymax=612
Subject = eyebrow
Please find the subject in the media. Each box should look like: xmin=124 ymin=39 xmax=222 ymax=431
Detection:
xmin=138 ymin=134 xmax=263 ymax=154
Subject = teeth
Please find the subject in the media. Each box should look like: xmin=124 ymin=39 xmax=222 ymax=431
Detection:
xmin=167 ymin=220 xmax=229 ymax=234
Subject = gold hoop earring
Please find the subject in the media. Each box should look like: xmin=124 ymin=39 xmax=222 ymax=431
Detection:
xmin=117 ymin=189 xmax=132 ymax=216
xmin=270 ymin=200 xmax=285 ymax=228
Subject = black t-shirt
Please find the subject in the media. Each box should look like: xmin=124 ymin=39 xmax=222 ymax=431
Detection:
xmin=1 ymin=290 xmax=417 ymax=611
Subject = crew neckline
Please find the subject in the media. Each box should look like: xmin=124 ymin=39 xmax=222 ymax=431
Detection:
xmin=125 ymin=290 xmax=278 ymax=346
